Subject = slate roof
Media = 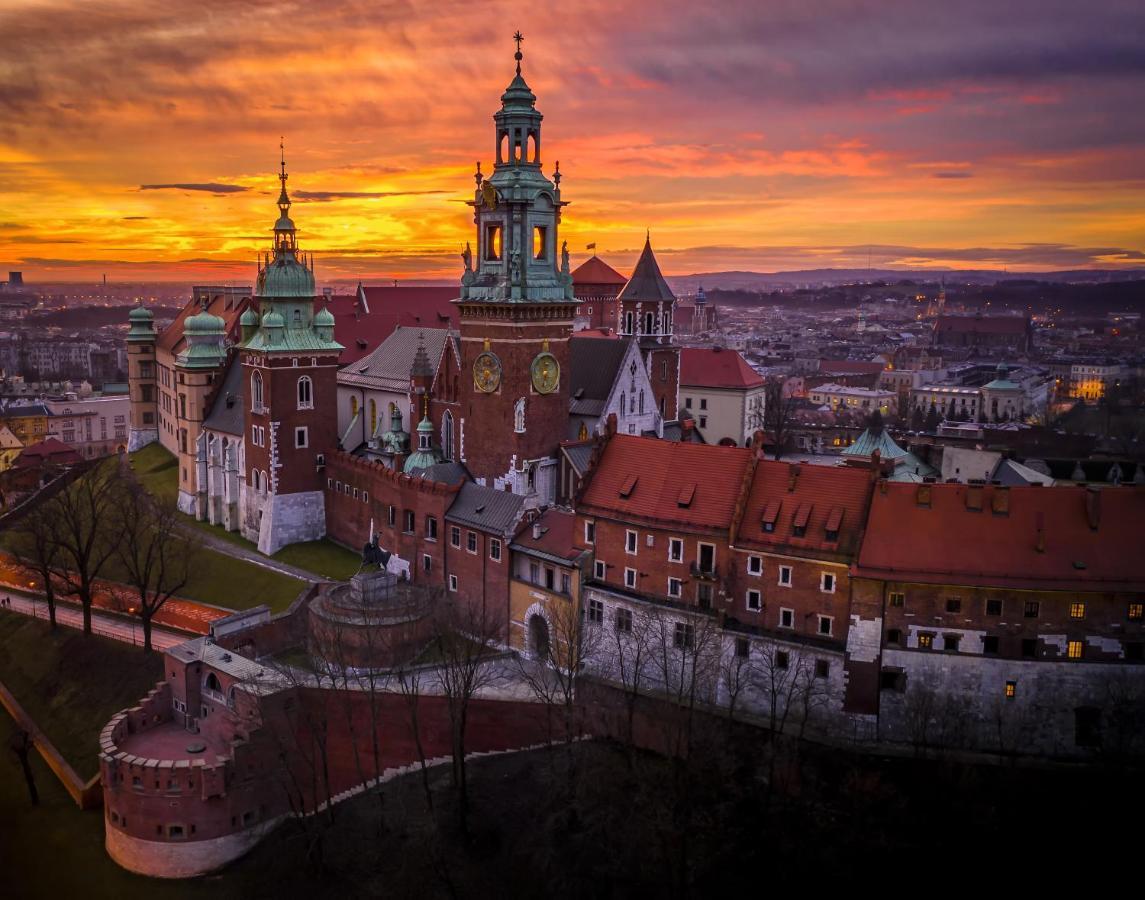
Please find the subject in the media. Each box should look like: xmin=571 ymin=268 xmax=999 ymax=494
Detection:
xmin=616 ymin=237 xmax=675 ymax=304
xmin=572 ymin=256 xmax=627 ymax=286
xmin=680 ymin=347 xmax=764 ymax=389
xmin=579 ymin=434 xmax=753 ymax=531
xmin=338 ymin=326 xmax=455 ymax=392
xmin=202 ymin=357 xmax=245 ymax=436
xmin=445 ymin=481 xmax=526 ymax=535
xmin=561 ymin=441 xmax=595 ymax=476
xmin=569 ymin=336 xmax=630 ymax=416
xmin=406 ymin=461 xmax=469 ymax=485
xmin=734 ymin=460 xmax=873 ymax=562
xmin=855 ymin=482 xmax=1145 ymax=591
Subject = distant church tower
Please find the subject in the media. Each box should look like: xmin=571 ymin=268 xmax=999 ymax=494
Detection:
xmin=239 ymin=147 xmax=343 ymax=555
xmin=455 ymin=34 xmax=576 ymax=505
xmin=617 ymin=235 xmax=680 ymax=422
xmin=126 ymin=304 xmax=159 ymax=452
xmin=693 ymin=284 xmax=708 ymax=335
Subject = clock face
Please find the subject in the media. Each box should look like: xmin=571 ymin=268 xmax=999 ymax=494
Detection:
xmin=473 ymin=351 xmax=502 ymax=393
xmin=531 ymin=352 xmax=560 ymax=394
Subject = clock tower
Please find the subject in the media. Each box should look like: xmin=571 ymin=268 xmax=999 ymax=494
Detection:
xmin=456 ymin=35 xmax=576 ymax=505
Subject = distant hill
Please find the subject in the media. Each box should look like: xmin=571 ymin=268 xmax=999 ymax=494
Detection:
xmin=666 ymin=268 xmax=1145 ymax=293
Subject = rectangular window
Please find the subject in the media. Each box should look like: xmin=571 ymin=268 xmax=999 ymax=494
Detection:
xmin=699 ymin=415 xmax=707 ymax=428
xmin=889 ymin=591 xmax=905 ymax=608
xmin=388 ymin=506 xmax=396 ymax=527
xmin=490 ymin=538 xmax=502 ymax=562
xmin=814 ymin=659 xmax=830 ymax=679
xmin=668 ymin=577 xmax=682 ymax=598
xmin=982 ymin=635 xmax=999 ymax=654
xmin=779 ymin=607 xmax=794 ymax=629
xmin=775 ymin=650 xmax=789 ymax=670
xmin=1067 ymin=640 xmax=1083 ymax=660
xmin=1024 ymin=600 xmax=1040 ymax=618
xmin=945 ymin=597 xmax=962 ymax=613
xmin=746 ymin=590 xmax=762 ymax=612
xmin=887 ymin=628 xmax=901 ymax=645
xmin=587 ymin=599 xmax=604 ymax=624
xmin=1069 ymin=602 xmax=1086 ymax=619
xmin=699 ymin=398 xmax=707 ymax=410
xmin=697 ymin=583 xmax=713 ymax=609
xmin=584 ymin=520 xmax=595 ymax=545
xmin=818 ymin=615 xmax=833 ymax=636
xmin=560 ymin=572 xmax=570 ymax=594
xmin=674 ymin=622 xmax=695 ymax=650
xmin=544 ymin=568 xmax=555 ymax=590
xmin=735 ymin=637 xmax=750 ymax=659
xmin=425 ymin=516 xmax=438 ymax=541
xmin=747 ymin=555 xmax=762 ymax=576
xmin=624 ymin=567 xmax=637 ymax=589
xmin=404 ymin=511 xmax=415 ymax=533
xmin=668 ymin=538 xmax=684 ymax=563
xmin=467 ymin=531 xmax=477 ymax=554
xmin=422 ymin=554 xmax=431 ymax=573
xmin=986 ymin=598 xmax=1003 ymax=616
xmin=918 ymin=633 xmax=934 ymax=650
xmin=821 ymin=573 xmax=836 ymax=594
xmin=529 ymin=562 xmax=540 ymax=584
xmin=615 ymin=608 xmax=633 ymax=634
xmin=1021 ymin=638 xmax=1037 ymax=658
xmin=625 ymin=530 xmax=638 ymax=554
xmin=1129 ymin=602 xmax=1144 ymax=621
xmin=450 ymin=526 xmax=461 ymax=548
xmin=943 ymin=634 xmax=960 ymax=652
xmin=778 ymin=566 xmax=792 ymax=587
xmin=594 ymin=560 xmax=606 ymax=580
xmin=697 ymin=543 xmax=715 ymax=574
xmin=295 ymin=426 xmax=308 ymax=449
xmin=448 ymin=574 xmax=458 ymax=592
xmin=1005 ymin=681 xmax=1017 ymax=699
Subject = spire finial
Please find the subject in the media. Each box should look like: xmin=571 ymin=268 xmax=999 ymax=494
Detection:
xmin=513 ymin=30 xmax=524 ymax=75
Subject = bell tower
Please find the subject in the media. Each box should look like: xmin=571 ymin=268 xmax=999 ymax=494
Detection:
xmin=456 ymin=34 xmax=576 ymax=506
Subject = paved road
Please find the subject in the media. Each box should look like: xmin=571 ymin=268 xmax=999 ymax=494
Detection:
xmin=0 ymin=589 xmax=188 ymax=651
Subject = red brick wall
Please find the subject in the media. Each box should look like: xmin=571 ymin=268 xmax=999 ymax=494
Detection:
xmin=726 ymin=549 xmax=852 ymax=644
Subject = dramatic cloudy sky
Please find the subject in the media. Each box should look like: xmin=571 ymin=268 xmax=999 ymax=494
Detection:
xmin=1 ymin=0 xmax=1143 ymax=282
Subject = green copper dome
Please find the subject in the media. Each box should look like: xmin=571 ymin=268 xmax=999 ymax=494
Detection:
xmin=240 ymin=307 xmax=258 ymax=327
xmin=260 ymin=255 xmax=315 ymax=298
xmin=127 ymin=304 xmax=156 ymax=341
xmin=314 ymin=305 xmax=335 ymax=327
xmin=184 ymin=309 xmax=226 ymax=335
xmin=261 ymin=309 xmax=285 ymax=329
xmin=129 ymin=304 xmax=153 ymax=322
xmin=403 ymin=416 xmax=442 ymax=474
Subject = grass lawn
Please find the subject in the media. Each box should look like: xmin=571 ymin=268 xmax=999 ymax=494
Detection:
xmin=0 ymin=609 xmax=163 ymax=778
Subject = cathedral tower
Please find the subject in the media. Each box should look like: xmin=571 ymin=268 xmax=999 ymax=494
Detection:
xmin=239 ymin=147 xmax=343 ymax=554
xmin=126 ymin=304 xmax=159 ymax=452
xmin=456 ymin=35 xmax=576 ymax=504
xmin=617 ymin=236 xmax=680 ymax=421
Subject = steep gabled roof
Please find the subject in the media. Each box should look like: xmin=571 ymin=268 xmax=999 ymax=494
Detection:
xmin=616 ymin=237 xmax=675 ymax=304
xmin=445 ymin=481 xmax=525 ymax=536
xmin=579 ymin=434 xmax=752 ymax=531
xmin=734 ymin=460 xmax=873 ymax=561
xmin=511 ymin=508 xmax=583 ymax=564
xmin=569 ymin=336 xmax=630 ymax=416
xmin=855 ymin=482 xmax=1145 ymax=591
xmin=680 ymin=347 xmax=764 ymax=390
xmin=202 ymin=358 xmax=245 ymax=436
xmin=572 ymin=256 xmax=627 ymax=286
xmin=338 ymin=326 xmax=453 ymax=393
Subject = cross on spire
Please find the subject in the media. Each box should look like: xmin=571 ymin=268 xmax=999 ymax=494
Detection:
xmin=513 ymin=30 xmax=524 ymax=74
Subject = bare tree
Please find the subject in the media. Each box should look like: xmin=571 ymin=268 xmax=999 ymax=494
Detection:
xmin=114 ymin=479 xmax=199 ymax=652
xmin=8 ymin=728 xmax=38 ymax=806
xmin=42 ymin=461 xmax=119 ymax=635
xmin=762 ymin=377 xmax=799 ymax=460
xmin=429 ymin=595 xmax=504 ymax=837
xmin=6 ymin=492 xmax=65 ymax=629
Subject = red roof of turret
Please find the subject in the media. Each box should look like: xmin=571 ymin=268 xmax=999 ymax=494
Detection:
xmin=572 ymin=256 xmax=627 ymax=286
xmin=680 ymin=347 xmax=764 ymax=389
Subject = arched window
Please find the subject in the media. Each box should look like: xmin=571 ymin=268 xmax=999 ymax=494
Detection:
xmin=639 ymin=390 xmax=645 ymax=414
xmin=514 ymin=398 xmax=526 ymax=434
xmin=297 ymin=376 xmax=312 ymax=409
xmin=251 ymin=371 xmax=263 ymax=411
xmin=262 ymin=471 xmax=269 ymax=494
xmin=644 ymin=312 xmax=655 ymax=335
xmin=442 ymin=410 xmax=455 ymax=461
xmin=251 ymin=469 xmax=259 ymax=491
xmin=205 ymin=672 xmax=221 ymax=694
xmin=350 ymin=395 xmax=359 ymax=418
xmin=619 ymin=393 xmax=625 ymax=417
xmin=624 ymin=311 xmax=634 ymax=334
xmin=369 ymin=399 xmax=377 ymax=435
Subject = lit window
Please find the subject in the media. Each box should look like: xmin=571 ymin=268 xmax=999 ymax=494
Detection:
xmin=1067 ymin=640 xmax=1083 ymax=659
xmin=1005 ymin=681 xmax=1016 ymax=699
xmin=918 ymin=633 xmax=934 ymax=650
xmin=1069 ymin=602 xmax=1086 ymax=619
xmin=1129 ymin=603 xmax=1144 ymax=621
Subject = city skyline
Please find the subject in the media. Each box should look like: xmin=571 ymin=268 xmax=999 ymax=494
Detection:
xmin=1 ymin=0 xmax=1143 ymax=282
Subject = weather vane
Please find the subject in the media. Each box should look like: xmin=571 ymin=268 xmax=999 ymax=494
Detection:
xmin=513 ymin=30 xmax=524 ymax=74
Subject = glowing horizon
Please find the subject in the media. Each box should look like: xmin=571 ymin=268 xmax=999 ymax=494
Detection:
xmin=1 ymin=1 xmax=1143 ymax=284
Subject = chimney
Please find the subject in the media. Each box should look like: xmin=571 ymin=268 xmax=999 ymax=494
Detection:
xmin=991 ymin=485 xmax=1010 ymax=516
xmin=532 ymin=521 xmax=542 ymax=540
xmin=606 ymin=412 xmax=618 ymax=436
xmin=680 ymin=417 xmax=693 ymax=436
xmin=1085 ymin=485 xmax=1101 ymax=530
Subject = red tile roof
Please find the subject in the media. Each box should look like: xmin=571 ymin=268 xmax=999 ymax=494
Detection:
xmin=579 ymin=434 xmax=753 ymax=531
xmin=574 ymin=328 xmax=619 ymax=339
xmin=572 ymin=256 xmax=627 ymax=286
xmin=512 ymin=508 xmax=582 ymax=562
xmin=680 ymin=347 xmax=764 ymax=389
xmin=157 ymin=292 xmax=250 ymax=356
xmin=332 ymin=286 xmax=459 ymax=364
xmin=733 ymin=460 xmax=873 ymax=561
xmin=12 ymin=437 xmax=82 ymax=469
xmin=855 ymin=482 xmax=1145 ymax=591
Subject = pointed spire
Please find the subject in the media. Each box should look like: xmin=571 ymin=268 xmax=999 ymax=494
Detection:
xmin=618 ymin=233 xmax=676 ymax=303
xmin=513 ymin=30 xmax=524 ymax=75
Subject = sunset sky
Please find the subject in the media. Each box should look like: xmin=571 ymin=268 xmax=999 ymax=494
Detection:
xmin=1 ymin=0 xmax=1143 ymax=283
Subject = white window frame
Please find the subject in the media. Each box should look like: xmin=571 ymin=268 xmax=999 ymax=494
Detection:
xmin=584 ymin=520 xmax=595 ymax=545
xmin=746 ymin=589 xmax=762 ymax=612
xmin=594 ymin=560 xmax=606 ymax=579
xmin=779 ymin=607 xmax=794 ymax=629
xmin=696 ymin=541 xmax=716 ymax=573
xmin=450 ymin=525 xmax=461 ymax=548
xmin=668 ymin=538 xmax=684 ymax=563
xmin=295 ymin=426 xmax=308 ymax=449
xmin=667 ymin=577 xmax=682 ymax=598
xmin=747 ymin=555 xmax=763 ymax=576
xmin=625 ymin=529 xmax=638 ymax=555
xmin=778 ymin=565 xmax=793 ymax=587
xmin=624 ymin=567 xmax=637 ymax=589
xmin=489 ymin=538 xmax=502 ymax=562
xmin=448 ymin=574 xmax=458 ymax=592
xmin=820 ymin=572 xmax=836 ymax=594
xmin=817 ymin=615 xmax=833 ymax=636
